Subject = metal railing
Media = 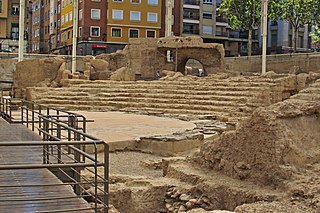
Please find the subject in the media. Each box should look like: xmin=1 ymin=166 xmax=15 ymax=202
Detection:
xmin=0 ymin=97 xmax=109 ymax=213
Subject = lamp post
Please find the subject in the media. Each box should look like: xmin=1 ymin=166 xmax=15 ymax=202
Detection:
xmin=72 ymin=0 xmax=79 ymax=74
xmin=262 ymin=0 xmax=268 ymax=74
xmin=18 ymin=0 xmax=25 ymax=62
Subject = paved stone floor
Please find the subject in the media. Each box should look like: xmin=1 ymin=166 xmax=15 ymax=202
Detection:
xmin=77 ymin=111 xmax=196 ymax=146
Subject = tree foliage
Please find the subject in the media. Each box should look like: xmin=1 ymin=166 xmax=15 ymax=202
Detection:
xmin=269 ymin=0 xmax=320 ymax=52
xmin=310 ymin=26 xmax=320 ymax=46
xmin=218 ymin=0 xmax=262 ymax=56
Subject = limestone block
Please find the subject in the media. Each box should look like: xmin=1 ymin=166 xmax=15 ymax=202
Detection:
xmin=90 ymin=59 xmax=109 ymax=71
xmin=98 ymin=71 xmax=112 ymax=80
xmin=84 ymin=70 xmax=91 ymax=77
xmin=296 ymin=73 xmax=308 ymax=91
xmin=109 ymin=67 xmax=135 ymax=81
xmin=62 ymin=70 xmax=71 ymax=79
xmin=13 ymin=57 xmax=64 ymax=97
xmin=83 ymin=55 xmax=94 ymax=62
xmin=72 ymin=71 xmax=80 ymax=79
xmin=84 ymin=62 xmax=91 ymax=70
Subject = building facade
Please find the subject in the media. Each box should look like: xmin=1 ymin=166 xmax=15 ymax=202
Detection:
xmin=106 ymin=0 xmax=162 ymax=52
xmin=0 ymin=0 xmax=25 ymax=52
xmin=267 ymin=19 xmax=312 ymax=54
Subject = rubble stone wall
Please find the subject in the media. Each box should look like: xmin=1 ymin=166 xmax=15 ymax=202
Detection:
xmin=225 ymin=52 xmax=320 ymax=74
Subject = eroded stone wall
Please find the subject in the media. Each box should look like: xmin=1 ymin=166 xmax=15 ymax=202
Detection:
xmin=194 ymin=89 xmax=320 ymax=186
xmin=0 ymin=58 xmax=18 ymax=89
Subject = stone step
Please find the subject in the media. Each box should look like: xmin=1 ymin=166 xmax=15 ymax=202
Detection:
xmin=36 ymin=95 xmax=254 ymax=107
xmin=74 ymin=80 xmax=277 ymax=88
xmin=36 ymin=88 xmax=263 ymax=98
xmin=35 ymin=99 xmax=250 ymax=113
xmin=298 ymin=87 xmax=320 ymax=94
xmin=98 ymin=92 xmax=266 ymax=102
xmin=75 ymin=83 xmax=272 ymax=92
xmin=64 ymin=77 xmax=278 ymax=86
xmin=290 ymin=93 xmax=320 ymax=101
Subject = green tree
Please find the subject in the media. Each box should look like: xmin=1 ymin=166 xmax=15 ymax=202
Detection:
xmin=310 ymin=26 xmax=320 ymax=48
xmin=269 ymin=0 xmax=320 ymax=52
xmin=218 ymin=0 xmax=262 ymax=56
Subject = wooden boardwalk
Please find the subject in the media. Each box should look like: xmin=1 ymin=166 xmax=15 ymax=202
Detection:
xmin=0 ymin=118 xmax=93 ymax=213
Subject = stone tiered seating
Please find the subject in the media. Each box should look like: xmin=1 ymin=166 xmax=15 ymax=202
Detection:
xmin=289 ymin=80 xmax=320 ymax=101
xmin=27 ymin=76 xmax=283 ymax=122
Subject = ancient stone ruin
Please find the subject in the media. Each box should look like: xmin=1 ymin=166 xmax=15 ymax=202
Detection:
xmin=2 ymin=36 xmax=320 ymax=212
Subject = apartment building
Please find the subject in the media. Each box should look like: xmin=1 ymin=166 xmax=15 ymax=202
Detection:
xmin=56 ymin=0 xmax=108 ymax=55
xmin=267 ymin=20 xmax=312 ymax=54
xmin=106 ymin=0 xmax=162 ymax=52
xmin=49 ymin=0 xmax=59 ymax=51
xmin=0 ymin=0 xmax=24 ymax=52
xmin=29 ymin=0 xmax=51 ymax=53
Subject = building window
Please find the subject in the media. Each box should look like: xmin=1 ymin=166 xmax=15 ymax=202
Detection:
xmin=79 ymin=27 xmax=82 ymax=37
xmin=203 ymin=11 xmax=212 ymax=19
xmin=148 ymin=0 xmax=158 ymax=5
xmin=90 ymin=26 xmax=100 ymax=37
xmin=146 ymin=30 xmax=156 ymax=38
xmin=66 ymin=13 xmax=68 ymax=22
xmin=91 ymin=9 xmax=101 ymax=20
xmin=0 ymin=0 xmax=2 ymax=12
xmin=131 ymin=0 xmax=140 ymax=4
xmin=129 ymin=29 xmax=139 ymax=38
xmin=61 ymin=15 xmax=64 ymax=24
xmin=203 ymin=0 xmax=212 ymax=4
xmin=130 ymin=11 xmax=141 ymax=21
xmin=113 ymin=0 xmax=123 ymax=2
xmin=112 ymin=10 xmax=123 ymax=20
xmin=147 ymin=13 xmax=157 ymax=22
xmin=216 ymin=26 xmax=222 ymax=36
xmin=69 ymin=11 xmax=72 ymax=21
xmin=11 ymin=23 xmax=19 ymax=39
xmin=12 ymin=4 xmax=19 ymax=15
xmin=79 ymin=9 xmax=83 ymax=20
xmin=203 ymin=25 xmax=212 ymax=34
xmin=111 ymin=28 xmax=122 ymax=37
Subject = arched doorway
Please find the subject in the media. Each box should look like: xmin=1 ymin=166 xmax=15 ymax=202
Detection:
xmin=184 ymin=59 xmax=204 ymax=76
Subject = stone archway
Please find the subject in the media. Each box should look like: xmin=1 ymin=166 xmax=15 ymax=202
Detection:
xmin=176 ymin=47 xmax=224 ymax=75
xmin=184 ymin=58 xmax=204 ymax=76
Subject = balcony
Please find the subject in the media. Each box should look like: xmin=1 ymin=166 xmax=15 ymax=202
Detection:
xmin=184 ymin=0 xmax=200 ymax=5
xmin=183 ymin=29 xmax=200 ymax=34
xmin=183 ymin=14 xmax=199 ymax=20
xmin=216 ymin=16 xmax=227 ymax=23
xmin=183 ymin=9 xmax=200 ymax=20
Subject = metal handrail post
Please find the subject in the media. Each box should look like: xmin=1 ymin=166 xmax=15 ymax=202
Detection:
xmin=57 ymin=124 xmax=62 ymax=164
xmin=26 ymin=107 xmax=29 ymax=128
xmin=94 ymin=145 xmax=98 ymax=212
xmin=104 ymin=144 xmax=109 ymax=213
xmin=32 ymin=103 xmax=35 ymax=131
xmin=21 ymin=102 xmax=24 ymax=126
xmin=43 ymin=119 xmax=49 ymax=164
xmin=38 ymin=105 xmax=42 ymax=136
xmin=74 ymin=131 xmax=81 ymax=195
xmin=9 ymin=99 xmax=12 ymax=122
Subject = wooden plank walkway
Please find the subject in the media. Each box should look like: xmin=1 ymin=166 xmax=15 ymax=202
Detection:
xmin=0 ymin=118 xmax=93 ymax=213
